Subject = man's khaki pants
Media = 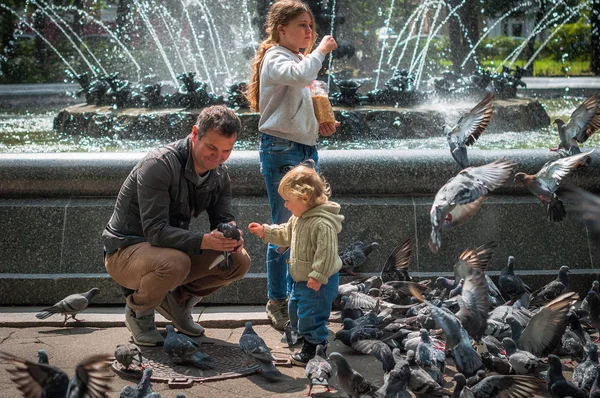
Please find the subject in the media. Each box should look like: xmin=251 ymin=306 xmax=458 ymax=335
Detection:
xmin=105 ymin=242 xmax=251 ymax=311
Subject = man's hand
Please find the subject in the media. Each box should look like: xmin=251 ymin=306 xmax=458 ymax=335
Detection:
xmin=319 ymin=121 xmax=340 ymax=137
xmin=307 ymin=278 xmax=322 ymax=292
xmin=247 ymin=222 xmax=265 ymax=239
xmin=201 ymin=229 xmax=243 ymax=251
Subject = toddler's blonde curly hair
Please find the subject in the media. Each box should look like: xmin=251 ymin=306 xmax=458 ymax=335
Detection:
xmin=278 ymin=160 xmax=330 ymax=208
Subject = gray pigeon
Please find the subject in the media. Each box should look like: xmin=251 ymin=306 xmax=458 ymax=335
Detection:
xmin=502 ymin=337 xmax=548 ymax=375
xmin=281 ymin=321 xmax=301 ymax=347
xmin=163 ymin=325 xmax=214 ymax=369
xmin=119 ymin=366 xmax=155 ymax=398
xmin=406 ymin=350 xmax=452 ymax=398
xmin=552 ymin=93 xmax=600 ymax=155
xmin=514 ymin=150 xmax=594 ymax=222
xmin=547 ymin=354 xmax=587 ymax=398
xmin=528 ymin=266 xmax=571 ymax=308
xmin=214 ymin=222 xmax=241 ymax=271
xmin=455 ymin=267 xmax=490 ymax=342
xmin=353 ymin=339 xmax=395 ymax=374
xmin=35 ymin=288 xmax=100 ymax=326
xmin=239 ymin=321 xmax=282 ymax=380
xmin=0 ymin=350 xmax=111 ymax=398
xmin=572 ymin=344 xmax=599 ymax=391
xmin=498 ymin=256 xmax=531 ymax=302
xmin=115 ymin=344 xmax=143 ymax=370
xmin=429 ymin=159 xmax=516 ymax=253
xmin=339 ymin=240 xmax=380 ymax=275
xmin=328 ymin=352 xmax=378 ymax=398
xmin=409 ymin=285 xmax=482 ymax=377
xmin=507 ymin=291 xmax=577 ymax=357
xmin=339 ymin=276 xmax=383 ymax=298
xmin=458 ymin=374 xmax=543 ymax=398
xmin=445 ymin=92 xmax=495 ymax=169
xmin=377 ymin=350 xmax=412 ymax=398
xmin=305 ymin=344 xmax=333 ymax=396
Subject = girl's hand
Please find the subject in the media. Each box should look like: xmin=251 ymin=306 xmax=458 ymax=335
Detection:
xmin=317 ymin=35 xmax=337 ymax=55
xmin=319 ymin=121 xmax=340 ymax=136
xmin=247 ymin=222 xmax=265 ymax=239
xmin=307 ymin=278 xmax=322 ymax=292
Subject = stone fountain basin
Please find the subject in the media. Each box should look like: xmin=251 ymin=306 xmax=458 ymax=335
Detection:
xmin=53 ymin=98 xmax=550 ymax=142
xmin=0 ymin=148 xmax=598 ymax=306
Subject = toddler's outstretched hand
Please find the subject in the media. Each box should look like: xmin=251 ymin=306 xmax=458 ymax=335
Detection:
xmin=247 ymin=222 xmax=265 ymax=239
xmin=317 ymin=35 xmax=337 ymax=56
xmin=307 ymin=278 xmax=322 ymax=292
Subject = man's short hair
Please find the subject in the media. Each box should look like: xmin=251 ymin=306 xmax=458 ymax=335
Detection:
xmin=195 ymin=106 xmax=242 ymax=139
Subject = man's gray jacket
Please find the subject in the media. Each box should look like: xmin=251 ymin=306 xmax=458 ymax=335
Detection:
xmin=102 ymin=135 xmax=235 ymax=256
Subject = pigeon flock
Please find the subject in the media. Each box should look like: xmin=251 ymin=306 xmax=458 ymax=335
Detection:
xmin=1 ymin=93 xmax=600 ymax=397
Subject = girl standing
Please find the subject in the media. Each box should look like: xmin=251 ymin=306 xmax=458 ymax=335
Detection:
xmin=246 ymin=0 xmax=339 ymax=330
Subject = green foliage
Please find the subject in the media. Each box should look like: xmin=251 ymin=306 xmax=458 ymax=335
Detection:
xmin=545 ymin=18 xmax=591 ymax=61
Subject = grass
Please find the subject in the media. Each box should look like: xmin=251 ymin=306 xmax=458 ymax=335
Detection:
xmin=435 ymin=58 xmax=592 ymax=77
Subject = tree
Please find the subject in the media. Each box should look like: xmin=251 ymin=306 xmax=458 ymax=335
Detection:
xmin=592 ymin=0 xmax=600 ymax=75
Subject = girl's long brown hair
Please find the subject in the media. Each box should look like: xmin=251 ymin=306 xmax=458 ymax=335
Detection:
xmin=245 ymin=0 xmax=317 ymax=112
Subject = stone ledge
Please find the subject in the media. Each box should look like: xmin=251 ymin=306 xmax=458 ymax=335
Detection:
xmin=1 ymin=149 xmax=599 ymax=197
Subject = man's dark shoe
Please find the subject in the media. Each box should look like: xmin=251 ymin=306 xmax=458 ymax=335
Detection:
xmin=291 ymin=340 xmax=323 ymax=367
xmin=156 ymin=292 xmax=205 ymax=337
xmin=266 ymin=299 xmax=289 ymax=331
xmin=124 ymin=306 xmax=164 ymax=347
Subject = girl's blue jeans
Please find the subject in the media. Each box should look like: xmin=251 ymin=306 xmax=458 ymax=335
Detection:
xmin=259 ymin=133 xmax=319 ymax=301
xmin=289 ymin=272 xmax=339 ymax=344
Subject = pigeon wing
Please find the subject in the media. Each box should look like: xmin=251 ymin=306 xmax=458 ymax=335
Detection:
xmin=0 ymin=351 xmax=69 ymax=398
xmin=565 ymin=93 xmax=600 ymax=143
xmin=454 ymin=159 xmax=516 ymax=205
xmin=518 ymin=292 xmax=578 ymax=357
xmin=535 ymin=151 xmax=594 ymax=193
xmin=380 ymin=237 xmax=412 ymax=282
xmin=352 ymin=339 xmax=395 ymax=373
xmin=68 ymin=354 xmax=112 ymax=398
xmin=454 ymin=92 xmax=495 ymax=147
xmin=471 ymin=374 xmax=543 ymax=398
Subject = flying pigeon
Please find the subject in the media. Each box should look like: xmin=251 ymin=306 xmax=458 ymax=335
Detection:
xmin=563 ymin=185 xmax=600 ymax=241
xmin=0 ymin=350 xmax=111 ymax=398
xmin=380 ymin=237 xmax=413 ymax=283
xmin=429 ymin=159 xmax=516 ymax=253
xmin=305 ymin=344 xmax=333 ymax=396
xmin=514 ymin=150 xmax=594 ymax=222
xmin=163 ymin=325 xmax=214 ymax=369
xmin=552 ymin=93 xmax=600 ymax=155
xmin=35 ymin=288 xmax=100 ymax=326
xmin=445 ymin=92 xmax=495 ymax=169
xmin=239 ymin=321 xmax=282 ymax=380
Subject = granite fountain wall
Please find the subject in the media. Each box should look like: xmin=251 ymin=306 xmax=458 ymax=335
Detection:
xmin=1 ymin=148 xmax=599 ymax=306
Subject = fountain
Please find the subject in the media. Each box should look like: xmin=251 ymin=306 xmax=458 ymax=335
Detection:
xmin=0 ymin=0 xmax=598 ymax=305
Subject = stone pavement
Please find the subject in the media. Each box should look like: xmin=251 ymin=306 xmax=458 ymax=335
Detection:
xmin=0 ymin=305 xmax=565 ymax=398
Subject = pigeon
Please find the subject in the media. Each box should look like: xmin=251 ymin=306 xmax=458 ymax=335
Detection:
xmin=35 ymin=288 xmax=101 ymax=326
xmin=592 ymin=365 xmax=600 ymax=398
xmin=563 ymin=185 xmax=600 ymax=241
xmin=573 ymin=344 xmax=599 ymax=391
xmin=380 ymin=237 xmax=413 ymax=283
xmin=115 ymin=344 xmax=143 ymax=371
xmin=119 ymin=366 xmax=155 ymax=398
xmin=528 ymin=266 xmax=570 ymax=308
xmin=340 ymin=240 xmax=380 ymax=275
xmin=502 ymin=337 xmax=548 ymax=375
xmin=457 ymin=374 xmax=543 ymax=398
xmin=415 ymin=330 xmax=445 ymax=385
xmin=163 ymin=325 xmax=214 ymax=369
xmin=305 ymin=344 xmax=333 ymax=396
xmin=480 ymin=351 xmax=511 ymax=375
xmin=0 ymin=350 xmax=111 ymax=398
xmin=547 ymin=354 xmax=587 ymax=398
xmin=409 ymin=285 xmax=483 ymax=377
xmin=445 ymin=92 xmax=495 ymax=169
xmin=376 ymin=356 xmax=411 ymax=398
xmin=37 ymin=349 xmax=49 ymax=364
xmin=552 ymin=93 xmax=600 ymax=155
xmin=507 ymin=291 xmax=577 ymax=357
xmin=586 ymin=290 xmax=600 ymax=342
xmin=429 ymin=159 xmax=516 ymax=253
xmin=239 ymin=321 xmax=282 ymax=380
xmin=455 ymin=267 xmax=491 ymax=342
xmin=328 ymin=352 xmax=378 ymax=398
xmin=498 ymin=256 xmax=531 ymax=302
xmin=405 ymin=350 xmax=452 ymax=397
xmin=210 ymin=222 xmax=242 ymax=270
xmin=514 ymin=150 xmax=594 ymax=222
xmin=338 ymin=276 xmax=383 ymax=298
xmin=466 ymin=369 xmax=486 ymax=387
xmin=281 ymin=321 xmax=302 ymax=347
